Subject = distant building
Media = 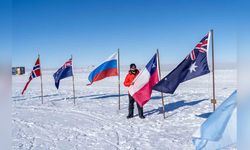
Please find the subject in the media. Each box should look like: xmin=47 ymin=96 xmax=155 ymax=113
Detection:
xmin=12 ymin=67 xmax=25 ymax=75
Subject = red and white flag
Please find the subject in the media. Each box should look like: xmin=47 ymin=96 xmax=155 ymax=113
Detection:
xmin=128 ymin=53 xmax=159 ymax=107
xmin=21 ymin=57 xmax=41 ymax=95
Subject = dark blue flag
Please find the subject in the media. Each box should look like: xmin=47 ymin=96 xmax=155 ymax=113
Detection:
xmin=53 ymin=59 xmax=73 ymax=89
xmin=153 ymin=33 xmax=210 ymax=94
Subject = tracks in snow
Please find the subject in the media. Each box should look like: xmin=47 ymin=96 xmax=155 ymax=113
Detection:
xmin=13 ymin=105 xmax=137 ymax=149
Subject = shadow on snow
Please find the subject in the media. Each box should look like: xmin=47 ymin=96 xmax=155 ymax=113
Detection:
xmin=50 ymin=93 xmax=128 ymax=102
xmin=90 ymin=94 xmax=128 ymax=100
xmin=144 ymin=99 xmax=208 ymax=117
xmin=195 ymin=112 xmax=212 ymax=119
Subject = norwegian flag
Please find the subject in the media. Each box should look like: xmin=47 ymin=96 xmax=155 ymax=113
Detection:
xmin=188 ymin=33 xmax=209 ymax=60
xmin=22 ymin=57 xmax=41 ymax=95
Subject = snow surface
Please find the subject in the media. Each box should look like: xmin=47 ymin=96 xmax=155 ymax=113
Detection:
xmin=12 ymin=69 xmax=236 ymax=150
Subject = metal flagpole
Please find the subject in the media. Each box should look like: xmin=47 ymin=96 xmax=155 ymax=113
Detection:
xmin=39 ymin=54 xmax=44 ymax=104
xmin=210 ymin=30 xmax=216 ymax=111
xmin=118 ymin=49 xmax=121 ymax=110
xmin=156 ymin=49 xmax=166 ymax=119
xmin=71 ymin=55 xmax=76 ymax=105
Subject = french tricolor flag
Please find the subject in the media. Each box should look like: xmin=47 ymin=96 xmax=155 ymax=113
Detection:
xmin=129 ymin=53 xmax=159 ymax=107
xmin=88 ymin=52 xmax=118 ymax=85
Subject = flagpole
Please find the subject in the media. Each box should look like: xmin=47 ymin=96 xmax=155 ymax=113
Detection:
xmin=157 ymin=49 xmax=166 ymax=119
xmin=210 ymin=30 xmax=216 ymax=112
xmin=118 ymin=49 xmax=121 ymax=110
xmin=71 ymin=55 xmax=76 ymax=105
xmin=39 ymin=54 xmax=44 ymax=104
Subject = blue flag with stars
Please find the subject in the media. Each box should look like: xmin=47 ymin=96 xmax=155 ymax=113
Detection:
xmin=153 ymin=32 xmax=210 ymax=94
xmin=53 ymin=58 xmax=73 ymax=89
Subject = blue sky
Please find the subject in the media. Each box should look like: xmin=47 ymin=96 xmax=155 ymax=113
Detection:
xmin=0 ymin=0 xmax=11 ymax=64
xmin=12 ymin=0 xmax=245 ymax=68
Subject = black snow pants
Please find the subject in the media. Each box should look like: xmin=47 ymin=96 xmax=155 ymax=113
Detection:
xmin=128 ymin=94 xmax=143 ymax=117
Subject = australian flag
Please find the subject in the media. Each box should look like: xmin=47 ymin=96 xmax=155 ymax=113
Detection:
xmin=153 ymin=32 xmax=210 ymax=94
xmin=53 ymin=58 xmax=73 ymax=89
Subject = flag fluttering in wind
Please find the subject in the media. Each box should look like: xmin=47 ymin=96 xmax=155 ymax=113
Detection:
xmin=53 ymin=58 xmax=73 ymax=89
xmin=153 ymin=32 xmax=210 ymax=94
xmin=192 ymin=91 xmax=237 ymax=150
xmin=88 ymin=52 xmax=118 ymax=85
xmin=129 ymin=53 xmax=159 ymax=107
xmin=22 ymin=57 xmax=41 ymax=95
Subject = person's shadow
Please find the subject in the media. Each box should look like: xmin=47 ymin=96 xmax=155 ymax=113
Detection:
xmin=144 ymin=99 xmax=208 ymax=117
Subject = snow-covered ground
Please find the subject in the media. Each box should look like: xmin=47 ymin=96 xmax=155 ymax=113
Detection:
xmin=12 ymin=69 xmax=237 ymax=150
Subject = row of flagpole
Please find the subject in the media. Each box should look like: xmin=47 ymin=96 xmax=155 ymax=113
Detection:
xmin=24 ymin=29 xmax=217 ymax=119
xmin=36 ymin=52 xmax=118 ymax=107
xmin=36 ymin=54 xmax=76 ymax=105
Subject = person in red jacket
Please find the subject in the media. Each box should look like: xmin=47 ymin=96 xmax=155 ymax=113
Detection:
xmin=124 ymin=63 xmax=145 ymax=119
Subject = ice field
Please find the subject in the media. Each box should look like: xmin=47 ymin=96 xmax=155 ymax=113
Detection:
xmin=12 ymin=68 xmax=237 ymax=150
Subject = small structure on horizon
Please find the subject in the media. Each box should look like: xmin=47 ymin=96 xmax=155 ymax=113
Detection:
xmin=12 ymin=67 xmax=25 ymax=75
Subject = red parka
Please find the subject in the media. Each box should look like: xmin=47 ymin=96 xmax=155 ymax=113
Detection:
xmin=124 ymin=69 xmax=140 ymax=87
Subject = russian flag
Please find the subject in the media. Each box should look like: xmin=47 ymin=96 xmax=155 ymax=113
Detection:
xmin=129 ymin=54 xmax=159 ymax=107
xmin=88 ymin=52 xmax=118 ymax=85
